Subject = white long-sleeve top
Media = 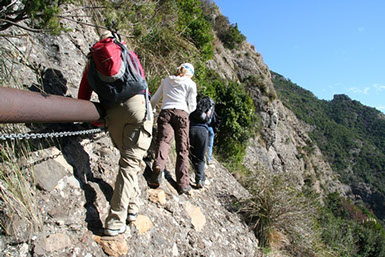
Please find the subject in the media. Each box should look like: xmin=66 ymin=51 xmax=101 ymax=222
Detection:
xmin=151 ymin=75 xmax=197 ymax=114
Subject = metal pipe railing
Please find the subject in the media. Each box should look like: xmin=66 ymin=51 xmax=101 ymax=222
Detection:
xmin=0 ymin=87 xmax=104 ymax=123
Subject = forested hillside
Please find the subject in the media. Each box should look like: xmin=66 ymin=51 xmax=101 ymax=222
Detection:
xmin=273 ymin=71 xmax=385 ymax=250
xmin=272 ymin=71 xmax=385 ymax=221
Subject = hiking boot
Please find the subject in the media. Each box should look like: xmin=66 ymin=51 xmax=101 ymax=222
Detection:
xmin=103 ymin=224 xmax=126 ymax=236
xmin=127 ymin=213 xmax=138 ymax=223
xmin=178 ymin=186 xmax=193 ymax=196
xmin=148 ymin=165 xmax=162 ymax=188
xmin=196 ymin=180 xmax=205 ymax=189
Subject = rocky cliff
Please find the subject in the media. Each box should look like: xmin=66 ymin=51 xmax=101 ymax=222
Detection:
xmin=0 ymin=2 xmax=348 ymax=256
xmin=207 ymin=26 xmax=348 ymax=199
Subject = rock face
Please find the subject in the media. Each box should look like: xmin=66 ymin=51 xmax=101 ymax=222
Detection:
xmin=243 ymin=100 xmax=350 ymax=197
xmin=207 ymin=21 xmax=349 ymax=197
xmin=0 ymin=3 xmax=349 ymax=256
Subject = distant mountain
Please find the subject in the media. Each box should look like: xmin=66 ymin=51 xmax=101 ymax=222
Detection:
xmin=272 ymin=71 xmax=385 ymax=222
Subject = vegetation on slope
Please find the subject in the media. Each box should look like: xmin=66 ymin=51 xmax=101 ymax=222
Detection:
xmin=272 ymin=71 xmax=385 ymax=255
xmin=0 ymin=0 xmax=76 ymax=33
xmin=320 ymin=193 xmax=385 ymax=256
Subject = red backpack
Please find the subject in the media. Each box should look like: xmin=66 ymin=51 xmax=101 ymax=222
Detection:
xmin=87 ymin=37 xmax=148 ymax=106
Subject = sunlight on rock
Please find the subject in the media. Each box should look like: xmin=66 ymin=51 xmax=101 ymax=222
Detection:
xmin=133 ymin=215 xmax=153 ymax=235
xmin=185 ymin=202 xmax=206 ymax=232
xmin=93 ymin=234 xmax=129 ymax=257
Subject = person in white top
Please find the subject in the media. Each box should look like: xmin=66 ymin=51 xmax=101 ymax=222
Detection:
xmin=149 ymin=63 xmax=197 ymax=195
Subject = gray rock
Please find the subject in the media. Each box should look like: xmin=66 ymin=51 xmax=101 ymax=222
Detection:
xmin=34 ymin=159 xmax=68 ymax=191
xmin=33 ymin=232 xmax=72 ymax=255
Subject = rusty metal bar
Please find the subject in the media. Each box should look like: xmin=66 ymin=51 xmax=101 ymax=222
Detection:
xmin=0 ymin=87 xmax=104 ymax=123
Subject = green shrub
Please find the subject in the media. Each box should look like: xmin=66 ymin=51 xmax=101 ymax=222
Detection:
xmin=95 ymin=0 xmax=209 ymax=77
xmin=176 ymin=0 xmax=214 ymax=60
xmin=319 ymin=193 xmax=385 ymax=256
xmin=243 ymin=75 xmax=277 ymax=101
xmin=214 ymin=15 xmax=246 ymax=49
xmin=203 ymin=73 xmax=256 ymax=165
xmin=199 ymin=0 xmax=218 ymax=24
xmin=0 ymin=0 xmax=77 ymax=34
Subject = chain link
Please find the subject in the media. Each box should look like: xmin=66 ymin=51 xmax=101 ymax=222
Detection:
xmin=0 ymin=128 xmax=104 ymax=141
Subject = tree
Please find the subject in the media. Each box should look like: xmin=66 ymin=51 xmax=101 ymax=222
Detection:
xmin=0 ymin=0 xmax=74 ymax=34
xmin=214 ymin=14 xmax=246 ymax=49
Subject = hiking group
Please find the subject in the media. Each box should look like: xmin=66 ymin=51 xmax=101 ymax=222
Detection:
xmin=78 ymin=31 xmax=219 ymax=236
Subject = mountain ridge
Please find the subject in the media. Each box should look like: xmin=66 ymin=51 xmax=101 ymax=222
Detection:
xmin=273 ymin=70 xmax=385 ymax=223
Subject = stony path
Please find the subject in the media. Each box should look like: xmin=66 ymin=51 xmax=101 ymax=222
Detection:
xmin=1 ymin=134 xmax=261 ymax=257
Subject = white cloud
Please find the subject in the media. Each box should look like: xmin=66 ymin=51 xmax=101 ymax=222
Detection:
xmin=376 ymin=105 xmax=385 ymax=112
xmin=348 ymin=86 xmax=370 ymax=95
xmin=373 ymin=83 xmax=385 ymax=92
xmin=347 ymin=83 xmax=385 ymax=96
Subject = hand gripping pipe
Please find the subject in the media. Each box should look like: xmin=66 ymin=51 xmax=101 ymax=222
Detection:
xmin=0 ymin=87 xmax=104 ymax=123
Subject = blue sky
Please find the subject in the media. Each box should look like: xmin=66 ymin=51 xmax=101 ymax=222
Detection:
xmin=214 ymin=0 xmax=385 ymax=112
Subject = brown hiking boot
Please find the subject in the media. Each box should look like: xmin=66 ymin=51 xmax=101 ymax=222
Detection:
xmin=148 ymin=165 xmax=162 ymax=188
xmin=196 ymin=180 xmax=205 ymax=189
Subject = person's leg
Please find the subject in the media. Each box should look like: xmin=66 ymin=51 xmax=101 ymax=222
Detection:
xmin=172 ymin=109 xmax=190 ymax=191
xmin=207 ymin=126 xmax=214 ymax=164
xmin=189 ymin=126 xmax=199 ymax=173
xmin=190 ymin=126 xmax=208 ymax=185
xmin=104 ymin=95 xmax=152 ymax=233
xmin=153 ymin=110 xmax=174 ymax=171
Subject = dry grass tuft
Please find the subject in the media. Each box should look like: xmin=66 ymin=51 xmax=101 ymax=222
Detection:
xmin=0 ymin=140 xmax=42 ymax=237
xmin=234 ymin=168 xmax=328 ymax=256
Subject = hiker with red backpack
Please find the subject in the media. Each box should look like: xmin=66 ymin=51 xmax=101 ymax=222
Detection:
xmin=149 ymin=63 xmax=197 ymax=195
xmin=78 ymin=31 xmax=153 ymax=236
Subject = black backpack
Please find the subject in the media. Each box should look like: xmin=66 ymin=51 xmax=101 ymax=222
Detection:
xmin=190 ymin=96 xmax=215 ymax=123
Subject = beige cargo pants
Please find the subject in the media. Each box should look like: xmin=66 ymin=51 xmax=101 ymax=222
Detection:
xmin=104 ymin=94 xmax=153 ymax=230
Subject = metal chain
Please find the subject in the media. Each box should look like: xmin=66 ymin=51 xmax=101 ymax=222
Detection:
xmin=0 ymin=128 xmax=105 ymax=141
